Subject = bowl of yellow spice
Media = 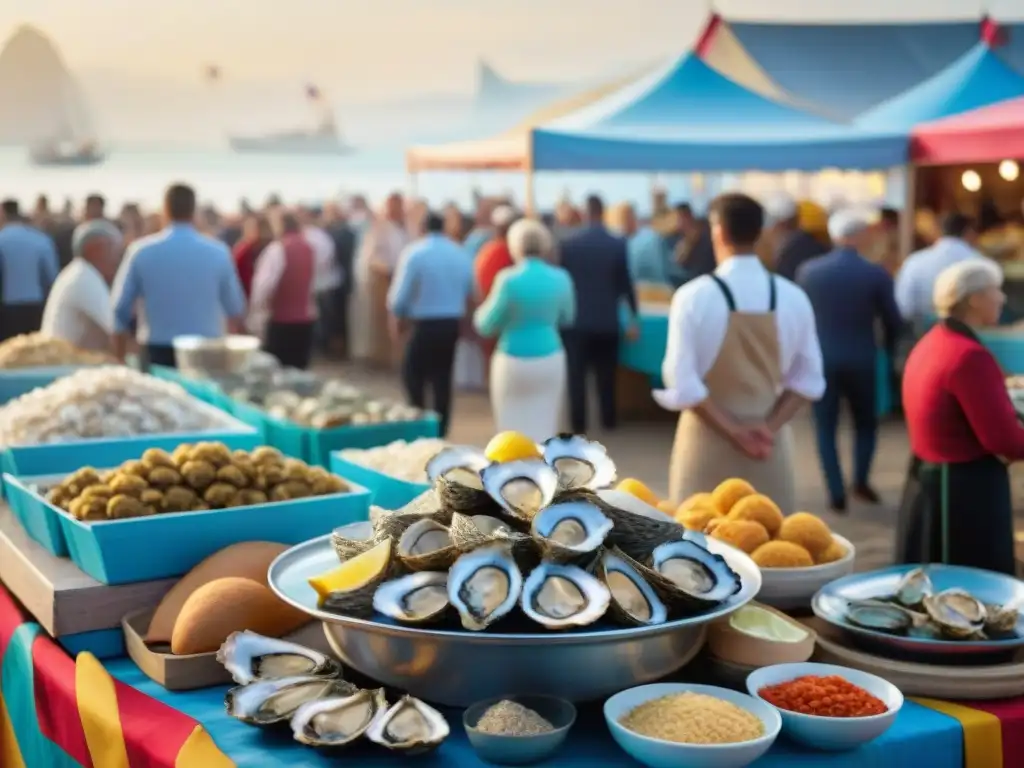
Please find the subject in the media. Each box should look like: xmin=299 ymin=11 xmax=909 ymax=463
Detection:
xmin=464 ymin=696 xmax=577 ymax=765
xmin=604 ymin=683 xmax=780 ymax=768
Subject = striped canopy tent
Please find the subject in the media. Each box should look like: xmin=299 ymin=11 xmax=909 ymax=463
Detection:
xmin=405 ymin=69 xmax=648 ymax=172
xmin=528 ymin=51 xmax=905 ymax=173
xmin=911 ymin=96 xmax=1024 ymax=164
xmin=697 ymin=13 xmax=1022 ymax=119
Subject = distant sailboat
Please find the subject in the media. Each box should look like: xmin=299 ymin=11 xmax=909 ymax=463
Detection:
xmin=226 ymin=81 xmax=354 ymax=156
xmin=28 ymin=77 xmax=104 ymax=166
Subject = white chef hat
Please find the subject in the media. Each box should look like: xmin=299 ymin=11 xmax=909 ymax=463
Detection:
xmin=763 ymin=193 xmax=798 ymax=225
xmin=827 ymin=207 xmax=879 ymax=242
xmin=933 ymin=259 xmax=1003 ymax=318
xmin=491 ymin=205 xmax=518 ymax=227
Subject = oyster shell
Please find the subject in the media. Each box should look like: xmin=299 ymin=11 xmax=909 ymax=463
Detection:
xmin=331 ymin=520 xmax=376 ymax=562
xmin=648 ymin=539 xmax=742 ymax=613
xmin=521 ymin=562 xmax=611 ymax=629
xmin=923 ymin=589 xmax=987 ymax=639
xmin=480 ymin=459 xmax=558 ymax=523
xmin=530 ymin=500 xmax=612 ymax=563
xmin=291 ymin=688 xmax=387 ymax=748
xmin=426 ymin=445 xmax=495 ymax=514
xmin=372 ymin=490 xmax=451 ymax=541
xmin=985 ymin=599 xmax=1021 ymax=634
xmin=396 ymin=518 xmax=457 ymax=571
xmin=845 ymin=600 xmax=918 ymax=633
xmin=894 ymin=567 xmax=932 ymax=607
xmin=447 ymin=543 xmax=523 ymax=631
xmin=320 ymin=538 xmax=394 ymax=618
xmin=373 ymin=571 xmax=450 ymax=624
xmin=449 ymin=512 xmax=537 ymax=570
xmin=365 ymin=694 xmax=450 ymax=754
xmin=216 ymin=631 xmax=340 ymax=685
xmin=225 ymin=676 xmax=357 ymax=726
xmin=595 ymin=488 xmax=684 ymax=559
xmin=599 ymin=549 xmax=668 ymax=626
xmin=541 ymin=434 xmax=617 ymax=490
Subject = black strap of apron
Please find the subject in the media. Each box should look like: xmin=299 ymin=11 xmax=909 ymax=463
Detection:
xmin=709 ymin=275 xmax=736 ymax=311
xmin=709 ymin=273 xmax=776 ymax=312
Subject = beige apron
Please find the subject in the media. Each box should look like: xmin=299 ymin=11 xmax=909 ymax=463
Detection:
xmin=668 ymin=274 xmax=796 ymax=513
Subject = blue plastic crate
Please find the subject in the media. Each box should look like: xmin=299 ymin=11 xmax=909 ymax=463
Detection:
xmin=58 ymin=628 xmax=126 ymax=659
xmin=329 ymin=455 xmax=430 ymax=510
xmin=307 ymin=417 xmax=442 ymax=467
xmin=229 ymin=401 xmax=271 ymax=444
xmin=54 ymin=478 xmax=371 ymax=585
xmin=0 ymin=366 xmax=85 ymax=404
xmin=3 ymin=473 xmax=69 ymax=556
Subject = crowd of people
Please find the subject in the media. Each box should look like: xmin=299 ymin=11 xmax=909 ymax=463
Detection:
xmin=0 ymin=182 xmax=1023 ymax=576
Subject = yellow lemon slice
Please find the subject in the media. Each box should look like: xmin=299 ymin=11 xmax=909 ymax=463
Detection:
xmin=484 ymin=431 xmax=542 ymax=463
xmin=308 ymin=538 xmax=391 ymax=599
xmin=615 ymin=478 xmax=660 ymax=508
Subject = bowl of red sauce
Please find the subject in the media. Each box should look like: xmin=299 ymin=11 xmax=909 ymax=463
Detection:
xmin=745 ymin=662 xmax=902 ymax=751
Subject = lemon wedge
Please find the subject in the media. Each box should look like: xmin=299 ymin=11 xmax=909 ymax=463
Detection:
xmin=485 ymin=431 xmax=542 ymax=463
xmin=309 ymin=538 xmax=391 ymax=599
xmin=615 ymin=478 xmax=660 ymax=508
xmin=728 ymin=606 xmax=807 ymax=643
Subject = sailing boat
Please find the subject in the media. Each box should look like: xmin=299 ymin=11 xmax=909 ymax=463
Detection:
xmin=28 ymin=78 xmax=105 ymax=167
xmin=228 ymin=82 xmax=353 ymax=156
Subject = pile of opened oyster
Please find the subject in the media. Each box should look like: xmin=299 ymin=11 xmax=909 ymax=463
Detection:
xmin=219 ymin=630 xmax=449 ymax=751
xmin=324 ymin=435 xmax=744 ymax=631
xmin=844 ymin=567 xmax=1022 ymax=641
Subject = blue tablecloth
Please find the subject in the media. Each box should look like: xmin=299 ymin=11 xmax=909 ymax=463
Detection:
xmin=107 ymin=659 xmax=962 ymax=767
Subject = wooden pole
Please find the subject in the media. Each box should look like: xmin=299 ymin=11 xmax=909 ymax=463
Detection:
xmin=898 ymin=163 xmax=916 ymax=261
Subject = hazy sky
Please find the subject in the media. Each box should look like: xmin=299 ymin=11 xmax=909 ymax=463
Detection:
xmin=0 ymin=0 xmax=1017 ymax=98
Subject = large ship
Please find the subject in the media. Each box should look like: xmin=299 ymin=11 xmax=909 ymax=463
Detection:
xmin=29 ymin=139 xmax=104 ymax=167
xmin=26 ymin=74 xmax=104 ymax=167
xmin=229 ymin=116 xmax=352 ymax=155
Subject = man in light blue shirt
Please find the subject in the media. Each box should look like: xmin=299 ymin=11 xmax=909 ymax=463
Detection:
xmin=619 ymin=205 xmax=671 ymax=286
xmin=0 ymin=199 xmax=60 ymax=340
xmin=387 ymin=211 xmax=473 ymax=437
xmin=111 ymin=184 xmax=247 ymax=367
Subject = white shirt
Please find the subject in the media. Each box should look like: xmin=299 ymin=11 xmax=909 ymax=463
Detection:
xmin=359 ymin=219 xmax=409 ymax=274
xmin=303 ymin=226 xmax=340 ymax=292
xmin=895 ymin=237 xmax=994 ymax=322
xmin=41 ymin=259 xmax=113 ymax=352
xmin=654 ymin=256 xmax=826 ymax=411
xmin=247 ymin=241 xmax=318 ymax=335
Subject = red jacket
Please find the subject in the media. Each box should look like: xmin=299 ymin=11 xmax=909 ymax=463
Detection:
xmin=233 ymin=237 xmax=268 ymax=297
xmin=475 ymin=239 xmax=513 ymax=300
xmin=902 ymin=320 xmax=1024 ymax=463
xmin=271 ymin=233 xmax=315 ymax=324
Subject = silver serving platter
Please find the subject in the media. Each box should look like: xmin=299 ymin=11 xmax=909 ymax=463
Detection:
xmin=812 ymin=564 xmax=1024 ymax=658
xmin=268 ymin=533 xmax=761 ymax=706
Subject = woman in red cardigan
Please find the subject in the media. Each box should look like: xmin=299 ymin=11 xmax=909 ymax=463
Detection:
xmin=899 ymin=259 xmax=1024 ymax=575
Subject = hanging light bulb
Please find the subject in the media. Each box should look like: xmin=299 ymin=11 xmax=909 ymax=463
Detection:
xmin=999 ymin=160 xmax=1019 ymax=181
xmin=962 ymin=170 xmax=982 ymax=192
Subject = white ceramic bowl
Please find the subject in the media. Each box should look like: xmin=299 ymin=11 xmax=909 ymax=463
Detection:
xmin=604 ymin=683 xmax=781 ymax=768
xmin=755 ymin=534 xmax=855 ymax=609
xmin=746 ymin=662 xmax=902 ymax=751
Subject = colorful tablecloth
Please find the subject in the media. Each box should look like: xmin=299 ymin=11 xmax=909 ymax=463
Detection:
xmin=2 ymin=583 xmax=1023 ymax=767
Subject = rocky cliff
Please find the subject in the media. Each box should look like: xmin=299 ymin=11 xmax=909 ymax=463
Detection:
xmin=0 ymin=25 xmax=93 ymax=144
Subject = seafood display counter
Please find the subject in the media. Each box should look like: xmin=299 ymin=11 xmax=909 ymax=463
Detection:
xmin=6 ymin=430 xmax=1024 ymax=767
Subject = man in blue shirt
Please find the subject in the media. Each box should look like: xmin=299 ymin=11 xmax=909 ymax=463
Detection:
xmin=111 ymin=184 xmax=247 ymax=368
xmin=0 ymin=199 xmax=60 ymax=341
xmin=797 ymin=208 xmax=903 ymax=512
xmin=387 ymin=211 xmax=474 ymax=437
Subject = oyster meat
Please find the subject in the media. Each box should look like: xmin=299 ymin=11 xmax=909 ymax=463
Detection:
xmin=217 ymin=631 xmax=340 ymax=685
xmin=923 ymin=589 xmax=987 ymax=639
xmin=894 ymin=567 xmax=933 ymax=608
xmin=649 ymin=539 xmax=742 ymax=611
xmin=225 ymin=676 xmax=357 ymax=726
xmin=366 ymin=694 xmax=450 ymax=754
xmin=531 ymin=500 xmax=612 ymax=563
xmin=521 ymin=562 xmax=611 ymax=629
xmin=447 ymin=543 xmax=523 ymax=631
xmin=480 ymin=459 xmax=558 ymax=522
xmin=541 ymin=434 xmax=617 ymax=490
xmin=291 ymin=688 xmax=387 ymax=748
xmin=331 ymin=520 xmax=376 ymax=561
xmin=373 ymin=571 xmax=450 ymax=624
xmin=396 ymin=518 xmax=457 ymax=571
xmin=599 ymin=549 xmax=668 ymax=626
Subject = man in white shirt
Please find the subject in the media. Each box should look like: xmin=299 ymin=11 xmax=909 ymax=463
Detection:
xmin=895 ymin=213 xmax=994 ymax=329
xmin=41 ymin=220 xmax=122 ymax=352
xmin=298 ymin=208 xmax=340 ymax=352
xmin=655 ymin=193 xmax=826 ymax=513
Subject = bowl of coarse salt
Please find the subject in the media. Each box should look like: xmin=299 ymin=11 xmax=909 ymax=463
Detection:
xmin=604 ymin=683 xmax=781 ymax=768
xmin=464 ymin=695 xmax=576 ymax=765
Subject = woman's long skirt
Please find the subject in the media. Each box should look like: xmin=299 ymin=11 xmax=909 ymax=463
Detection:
xmin=489 ymin=351 xmax=566 ymax=443
xmin=896 ymin=454 xmax=1016 ymax=576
